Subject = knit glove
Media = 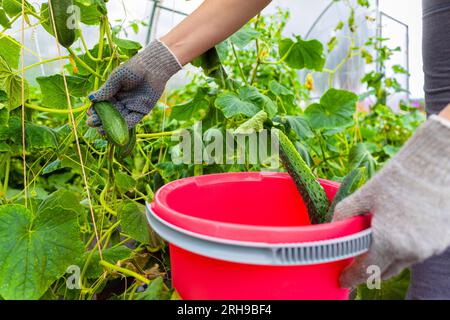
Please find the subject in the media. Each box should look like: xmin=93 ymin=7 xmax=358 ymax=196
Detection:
xmin=333 ymin=115 xmax=450 ymax=288
xmin=87 ymin=40 xmax=182 ymax=129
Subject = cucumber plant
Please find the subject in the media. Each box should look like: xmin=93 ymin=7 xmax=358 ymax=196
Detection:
xmin=0 ymin=0 xmax=424 ymax=300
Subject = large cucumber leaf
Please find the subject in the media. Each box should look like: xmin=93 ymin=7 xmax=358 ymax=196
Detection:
xmin=0 ymin=56 xmax=29 ymax=111
xmin=36 ymin=75 xmax=89 ymax=109
xmin=305 ymin=89 xmax=358 ymax=130
xmin=119 ymin=201 xmax=161 ymax=247
xmin=0 ymin=190 xmax=84 ymax=300
xmin=278 ymin=36 xmax=326 ymax=71
xmin=215 ymin=92 xmax=260 ymax=118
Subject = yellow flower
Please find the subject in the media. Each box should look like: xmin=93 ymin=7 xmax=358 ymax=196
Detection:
xmin=305 ymin=73 xmax=314 ymax=91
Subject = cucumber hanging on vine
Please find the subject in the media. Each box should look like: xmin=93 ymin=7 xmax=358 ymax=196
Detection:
xmin=274 ymin=129 xmax=330 ymax=224
xmin=48 ymin=0 xmax=77 ymax=48
xmin=92 ymin=101 xmax=130 ymax=147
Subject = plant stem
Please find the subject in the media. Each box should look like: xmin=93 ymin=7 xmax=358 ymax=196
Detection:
xmin=99 ymin=185 xmax=116 ymax=215
xmin=79 ymin=31 xmax=102 ymax=62
xmin=0 ymin=14 xmax=20 ymax=33
xmin=67 ymin=48 xmax=105 ymax=79
xmin=25 ymin=101 xmax=90 ymax=114
xmin=100 ymin=260 xmax=150 ymax=285
xmin=260 ymin=42 xmax=295 ymax=66
xmin=231 ymin=44 xmax=248 ymax=85
xmin=325 ymin=26 xmax=358 ymax=88
xmin=94 ymin=17 xmax=107 ymax=90
xmin=102 ymin=47 xmax=117 ymax=79
xmin=137 ymin=131 xmax=176 ymax=139
xmin=317 ymin=132 xmax=329 ymax=166
xmin=2 ymin=156 xmax=10 ymax=196
xmin=14 ymin=56 xmax=69 ymax=74
xmin=103 ymin=18 xmax=115 ymax=54
xmin=250 ymin=14 xmax=262 ymax=85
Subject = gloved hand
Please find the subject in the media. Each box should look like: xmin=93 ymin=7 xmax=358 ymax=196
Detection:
xmin=87 ymin=40 xmax=182 ymax=130
xmin=333 ymin=115 xmax=450 ymax=288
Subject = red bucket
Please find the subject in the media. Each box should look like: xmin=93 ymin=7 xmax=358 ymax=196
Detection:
xmin=147 ymin=172 xmax=371 ymax=300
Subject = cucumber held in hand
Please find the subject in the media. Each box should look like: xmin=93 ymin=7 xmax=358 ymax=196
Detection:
xmin=93 ymin=101 xmax=130 ymax=147
xmin=274 ymin=129 xmax=330 ymax=224
xmin=116 ymin=128 xmax=137 ymax=160
xmin=49 ymin=0 xmax=76 ymax=48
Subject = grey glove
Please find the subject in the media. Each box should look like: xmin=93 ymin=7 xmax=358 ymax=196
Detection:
xmin=333 ymin=115 xmax=450 ymax=288
xmin=87 ymin=39 xmax=182 ymax=129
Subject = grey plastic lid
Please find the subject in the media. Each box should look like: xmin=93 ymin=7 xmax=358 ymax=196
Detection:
xmin=146 ymin=203 xmax=372 ymax=266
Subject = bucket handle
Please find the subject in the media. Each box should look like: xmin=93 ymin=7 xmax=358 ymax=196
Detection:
xmin=146 ymin=204 xmax=372 ymax=266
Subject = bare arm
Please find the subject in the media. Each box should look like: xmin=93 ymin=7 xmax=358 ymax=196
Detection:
xmin=440 ymin=104 xmax=450 ymax=120
xmin=160 ymin=0 xmax=272 ymax=65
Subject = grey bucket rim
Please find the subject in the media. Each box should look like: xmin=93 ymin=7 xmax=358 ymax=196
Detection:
xmin=146 ymin=203 xmax=373 ymax=266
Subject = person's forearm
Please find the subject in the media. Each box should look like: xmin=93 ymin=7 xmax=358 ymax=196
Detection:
xmin=439 ymin=104 xmax=450 ymax=120
xmin=160 ymin=0 xmax=271 ymax=65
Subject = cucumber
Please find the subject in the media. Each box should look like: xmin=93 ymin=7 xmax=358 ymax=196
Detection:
xmin=326 ymin=168 xmax=366 ymax=221
xmin=274 ymin=129 xmax=330 ymax=224
xmin=48 ymin=0 xmax=76 ymax=48
xmin=115 ymin=128 xmax=137 ymax=160
xmin=92 ymin=101 xmax=130 ymax=147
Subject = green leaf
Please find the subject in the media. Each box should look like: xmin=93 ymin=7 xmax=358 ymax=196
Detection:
xmin=192 ymin=46 xmax=222 ymax=72
xmin=192 ymin=47 xmax=230 ymax=88
xmin=269 ymin=80 xmax=294 ymax=96
xmin=229 ymin=26 xmax=260 ymax=49
xmin=134 ymin=277 xmax=170 ymax=300
xmin=0 ymin=56 xmax=29 ymax=110
xmin=238 ymin=86 xmax=277 ymax=118
xmin=0 ymin=190 xmax=84 ymax=300
xmin=0 ymin=141 xmax=10 ymax=152
xmin=357 ymin=0 xmax=370 ymax=8
xmin=235 ymin=110 xmax=267 ymax=134
xmin=73 ymin=0 xmax=104 ymax=25
xmin=83 ymin=246 xmax=132 ymax=279
xmin=304 ymin=89 xmax=358 ymax=130
xmin=215 ymin=41 xmax=229 ymax=62
xmin=0 ymin=109 xmax=9 ymax=140
xmin=0 ymin=90 xmax=9 ymax=112
xmin=39 ymin=3 xmax=54 ymax=37
xmin=0 ymin=9 xmax=10 ymax=28
xmin=115 ymin=171 xmax=136 ymax=194
xmin=268 ymin=80 xmax=297 ymax=114
xmin=278 ymin=36 xmax=326 ymax=71
xmin=392 ymin=64 xmax=409 ymax=75
xmin=349 ymin=143 xmax=378 ymax=178
xmin=328 ymin=168 xmax=366 ymax=216
xmin=3 ymin=0 xmax=34 ymax=17
xmin=0 ymin=35 xmax=20 ymax=69
xmin=0 ymin=89 xmax=7 ymax=103
xmin=294 ymin=141 xmax=313 ymax=167
xmin=36 ymin=75 xmax=89 ymax=109
xmin=119 ymin=202 xmax=152 ymax=244
xmin=357 ymin=269 xmax=410 ymax=300
xmin=2 ymin=117 xmax=59 ymax=151
xmin=25 ymin=122 xmax=59 ymax=150
xmin=215 ymin=92 xmax=260 ymax=118
xmin=112 ymin=35 xmax=142 ymax=56
xmin=171 ymin=88 xmax=209 ymax=121
xmin=75 ymin=0 xmax=107 ymax=14
xmin=285 ymin=116 xmax=314 ymax=139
